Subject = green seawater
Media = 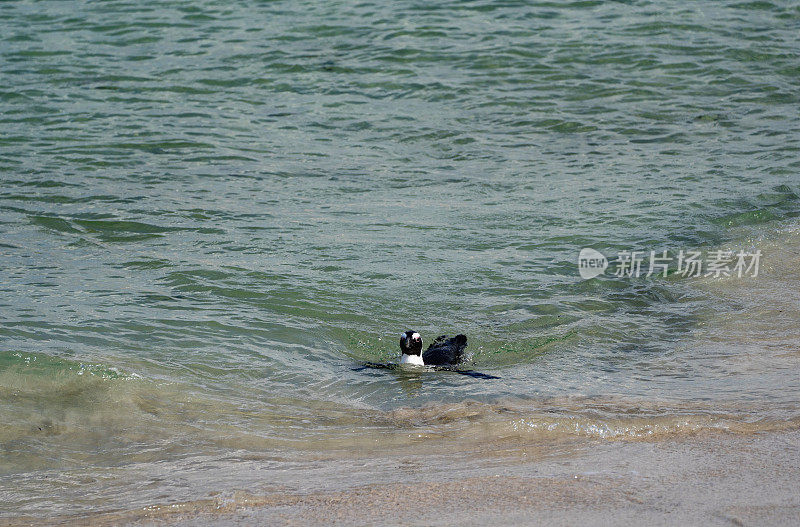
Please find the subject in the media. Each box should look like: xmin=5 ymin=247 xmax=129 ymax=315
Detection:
xmin=1 ymin=0 xmax=800 ymax=517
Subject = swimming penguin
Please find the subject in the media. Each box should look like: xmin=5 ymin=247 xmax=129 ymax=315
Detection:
xmin=399 ymin=330 xmax=468 ymax=366
xmin=351 ymin=331 xmax=498 ymax=379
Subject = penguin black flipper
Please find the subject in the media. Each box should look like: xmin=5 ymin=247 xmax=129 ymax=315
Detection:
xmin=435 ymin=366 xmax=500 ymax=380
xmin=351 ymin=361 xmax=398 ymax=372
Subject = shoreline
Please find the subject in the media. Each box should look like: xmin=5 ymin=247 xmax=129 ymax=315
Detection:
xmin=6 ymin=428 xmax=799 ymax=526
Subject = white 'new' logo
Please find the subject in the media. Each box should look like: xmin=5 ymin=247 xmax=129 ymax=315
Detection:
xmin=578 ymin=248 xmax=608 ymax=279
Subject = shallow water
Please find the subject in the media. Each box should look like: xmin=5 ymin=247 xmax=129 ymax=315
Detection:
xmin=1 ymin=0 xmax=800 ymax=517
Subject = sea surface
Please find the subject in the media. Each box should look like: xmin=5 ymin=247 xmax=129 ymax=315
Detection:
xmin=1 ymin=0 xmax=800 ymax=518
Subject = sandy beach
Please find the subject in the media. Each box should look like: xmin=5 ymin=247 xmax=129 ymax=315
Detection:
xmin=5 ymin=428 xmax=796 ymax=526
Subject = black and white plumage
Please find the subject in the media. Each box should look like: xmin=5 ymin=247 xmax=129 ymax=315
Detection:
xmin=351 ymin=330 xmax=498 ymax=379
xmin=399 ymin=330 xmax=468 ymax=366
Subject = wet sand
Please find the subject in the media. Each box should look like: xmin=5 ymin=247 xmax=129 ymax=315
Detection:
xmin=10 ymin=429 xmax=798 ymax=526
